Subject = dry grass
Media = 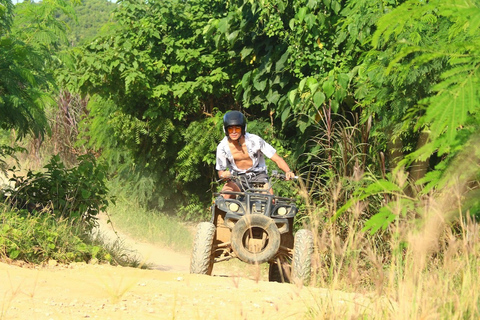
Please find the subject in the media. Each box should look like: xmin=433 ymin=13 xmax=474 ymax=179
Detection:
xmin=301 ymin=166 xmax=480 ymax=319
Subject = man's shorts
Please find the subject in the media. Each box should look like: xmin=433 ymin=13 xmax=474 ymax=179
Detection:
xmin=233 ymin=172 xmax=269 ymax=191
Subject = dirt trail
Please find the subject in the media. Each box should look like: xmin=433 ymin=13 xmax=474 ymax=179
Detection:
xmin=0 ymin=214 xmax=375 ymax=320
xmin=92 ymin=213 xmax=191 ymax=273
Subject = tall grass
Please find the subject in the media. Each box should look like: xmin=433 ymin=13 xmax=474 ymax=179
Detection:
xmin=304 ymin=184 xmax=480 ymax=319
xmin=105 ymin=200 xmax=193 ymax=253
xmin=298 ymin=108 xmax=480 ymax=318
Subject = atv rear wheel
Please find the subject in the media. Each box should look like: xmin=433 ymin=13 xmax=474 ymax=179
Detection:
xmin=292 ymin=229 xmax=314 ymax=285
xmin=231 ymin=214 xmax=281 ymax=264
xmin=190 ymin=222 xmax=216 ymax=275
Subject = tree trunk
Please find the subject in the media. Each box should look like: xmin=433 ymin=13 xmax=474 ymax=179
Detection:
xmin=409 ymin=131 xmax=430 ymax=188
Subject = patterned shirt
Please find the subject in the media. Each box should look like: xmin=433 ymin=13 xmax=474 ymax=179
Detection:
xmin=215 ymin=133 xmax=277 ymax=174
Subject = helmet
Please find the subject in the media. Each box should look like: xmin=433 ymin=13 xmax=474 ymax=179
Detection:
xmin=223 ymin=111 xmax=247 ymax=136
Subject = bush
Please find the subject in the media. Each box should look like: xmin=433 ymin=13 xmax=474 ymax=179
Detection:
xmin=0 ymin=206 xmax=110 ymax=264
xmin=3 ymin=154 xmax=113 ymax=231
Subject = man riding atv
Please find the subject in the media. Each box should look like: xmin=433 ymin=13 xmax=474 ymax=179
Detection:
xmin=189 ymin=111 xmax=314 ymax=285
xmin=216 ymin=110 xmax=295 ymax=196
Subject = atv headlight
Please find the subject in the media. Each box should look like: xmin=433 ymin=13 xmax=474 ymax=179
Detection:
xmin=277 ymin=207 xmax=288 ymax=216
xmin=229 ymin=202 xmax=240 ymax=212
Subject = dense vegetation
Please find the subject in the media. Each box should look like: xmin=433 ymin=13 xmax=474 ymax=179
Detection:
xmin=1 ymin=0 xmax=480 ymax=315
xmin=60 ymin=0 xmax=480 ymax=223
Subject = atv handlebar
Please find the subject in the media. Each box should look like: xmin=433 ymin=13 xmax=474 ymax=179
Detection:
xmin=216 ymin=170 xmax=298 ymax=183
xmin=270 ymin=170 xmax=298 ymax=180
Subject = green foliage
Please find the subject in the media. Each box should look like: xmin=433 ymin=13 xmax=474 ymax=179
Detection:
xmin=0 ymin=26 xmax=52 ymax=138
xmin=12 ymin=0 xmax=74 ymax=51
xmin=0 ymin=144 xmax=23 ymax=177
xmin=366 ymin=0 xmax=480 ymax=169
xmin=301 ymin=110 xmax=379 ymax=233
xmin=176 ymin=113 xmax=224 ymax=183
xmin=0 ymin=207 xmax=111 ymax=264
xmin=64 ymin=0 xmax=242 ymax=215
xmin=0 ymin=0 xmax=13 ymax=35
xmin=57 ymin=0 xmax=118 ymax=47
xmin=4 ymin=154 xmax=112 ymax=231
xmin=344 ymin=0 xmax=480 ymax=233
xmin=0 ymin=0 xmax=76 ymax=139
xmin=208 ymin=0 xmax=390 ymax=154
xmin=71 ymin=0 xmax=234 ymax=116
xmin=54 ymin=0 xmax=478 ymax=229
xmin=79 ymin=95 xmax=180 ymax=210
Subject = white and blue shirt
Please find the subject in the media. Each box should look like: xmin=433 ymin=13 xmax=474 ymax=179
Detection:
xmin=215 ymin=133 xmax=276 ymax=174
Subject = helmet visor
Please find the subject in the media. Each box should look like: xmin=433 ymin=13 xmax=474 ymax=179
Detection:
xmin=227 ymin=126 xmax=242 ymax=133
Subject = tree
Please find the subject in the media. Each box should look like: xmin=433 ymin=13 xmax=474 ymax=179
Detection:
xmin=1 ymin=0 xmax=76 ymax=171
xmin=0 ymin=0 xmax=77 ymax=138
xmin=364 ymin=0 xmax=480 ymax=187
xmin=68 ymin=0 xmax=239 ymax=213
xmin=1 ymin=0 xmax=50 ymax=139
xmin=341 ymin=0 xmax=480 ymax=233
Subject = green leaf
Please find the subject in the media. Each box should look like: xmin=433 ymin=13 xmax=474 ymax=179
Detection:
xmin=362 ymin=207 xmax=396 ymax=235
xmin=422 ymin=71 xmax=477 ymax=141
xmin=81 ymin=189 xmax=91 ymax=199
xmin=266 ymin=90 xmax=280 ymax=104
xmin=288 ymin=89 xmax=297 ymax=104
xmin=241 ymin=71 xmax=252 ymax=88
xmin=306 ymin=77 xmax=319 ymax=93
xmin=253 ymin=77 xmax=267 ymax=91
xmin=337 ymin=73 xmax=350 ymax=89
xmin=322 ymin=81 xmax=334 ymax=98
xmin=298 ymin=78 xmax=307 ymax=92
xmin=281 ymin=106 xmax=291 ymax=122
xmin=313 ymin=91 xmax=325 ymax=107
xmin=363 ymin=179 xmax=402 ymax=195
xmin=289 ymin=18 xmax=295 ymax=30
xmin=297 ymin=119 xmax=308 ymax=133
xmin=9 ymin=249 xmax=20 ymax=259
xmin=275 ymin=50 xmax=289 ymax=71
xmin=296 ymin=7 xmax=308 ymax=22
xmin=240 ymin=47 xmax=253 ymax=60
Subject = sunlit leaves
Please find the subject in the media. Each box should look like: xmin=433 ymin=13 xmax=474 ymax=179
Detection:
xmin=0 ymin=0 xmax=74 ymax=138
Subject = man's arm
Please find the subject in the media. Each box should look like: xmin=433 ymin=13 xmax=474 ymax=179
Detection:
xmin=270 ymin=153 xmax=295 ymax=180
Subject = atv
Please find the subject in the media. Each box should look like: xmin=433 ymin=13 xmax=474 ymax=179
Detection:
xmin=190 ymin=171 xmax=314 ymax=285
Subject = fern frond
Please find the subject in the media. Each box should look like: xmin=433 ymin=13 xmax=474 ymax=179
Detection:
xmin=421 ymin=64 xmax=479 ymax=144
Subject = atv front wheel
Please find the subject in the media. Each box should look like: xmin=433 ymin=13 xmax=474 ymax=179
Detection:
xmin=292 ymin=229 xmax=314 ymax=285
xmin=231 ymin=214 xmax=281 ymax=264
xmin=190 ymin=222 xmax=216 ymax=275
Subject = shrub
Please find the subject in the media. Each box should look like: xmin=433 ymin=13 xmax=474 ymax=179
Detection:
xmin=0 ymin=206 xmax=110 ymax=264
xmin=3 ymin=154 xmax=113 ymax=231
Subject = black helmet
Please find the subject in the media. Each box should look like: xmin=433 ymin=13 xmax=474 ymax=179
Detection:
xmin=223 ymin=111 xmax=247 ymax=136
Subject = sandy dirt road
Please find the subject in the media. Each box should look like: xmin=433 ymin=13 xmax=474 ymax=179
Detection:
xmin=0 ymin=214 xmax=374 ymax=320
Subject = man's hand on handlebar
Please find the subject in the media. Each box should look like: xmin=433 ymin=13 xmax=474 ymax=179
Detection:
xmin=285 ymin=171 xmax=295 ymax=180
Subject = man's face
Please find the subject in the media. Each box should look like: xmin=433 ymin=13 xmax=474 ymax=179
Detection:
xmin=227 ymin=125 xmax=242 ymax=140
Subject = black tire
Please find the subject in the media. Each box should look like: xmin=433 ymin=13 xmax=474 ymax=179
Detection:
xmin=268 ymin=259 xmax=291 ymax=283
xmin=190 ymin=222 xmax=216 ymax=275
xmin=292 ymin=229 xmax=314 ymax=285
xmin=231 ymin=214 xmax=281 ymax=264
